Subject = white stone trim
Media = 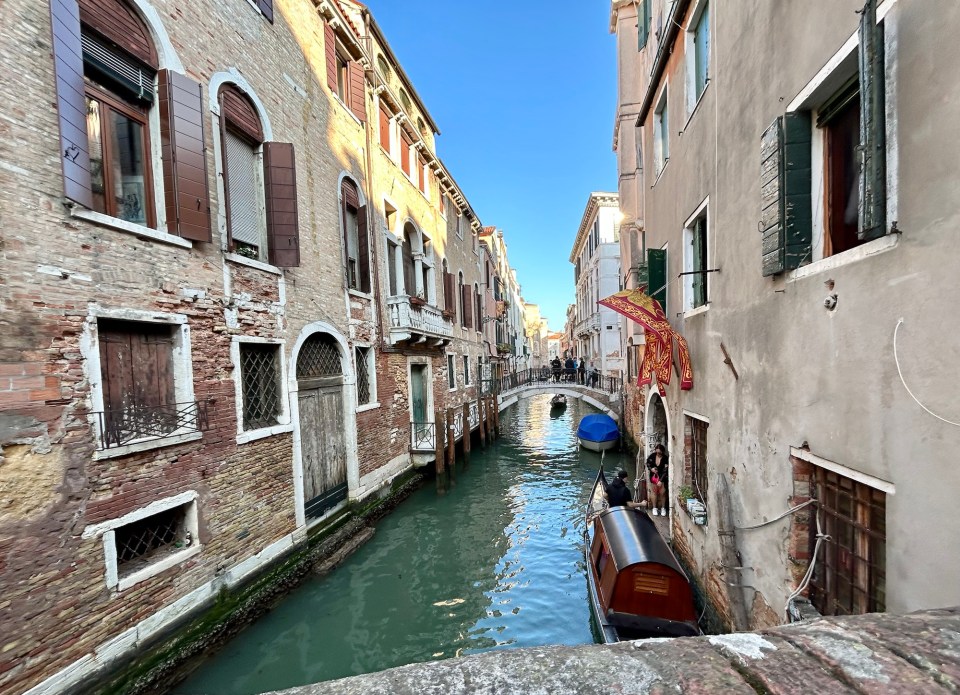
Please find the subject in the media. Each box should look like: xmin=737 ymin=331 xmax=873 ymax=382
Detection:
xmin=787 ymin=233 xmax=899 ymax=282
xmin=128 ymin=0 xmax=183 ymax=73
xmin=93 ymin=430 xmax=203 ymax=460
xmin=70 ymin=209 xmax=192 ymax=249
xmin=230 ymin=336 xmax=291 ymax=443
xmin=224 ymin=253 xmax=283 ymax=275
xmin=207 ymin=71 xmax=274 ymax=139
xmin=790 ymin=447 xmax=896 ymax=495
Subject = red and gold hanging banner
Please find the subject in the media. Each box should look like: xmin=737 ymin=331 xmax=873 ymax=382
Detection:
xmin=599 ymin=288 xmax=694 ymax=393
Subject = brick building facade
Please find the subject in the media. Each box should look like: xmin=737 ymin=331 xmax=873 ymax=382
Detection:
xmin=0 ymin=0 xmax=515 ymax=692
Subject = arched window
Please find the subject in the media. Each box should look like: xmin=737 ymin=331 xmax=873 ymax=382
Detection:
xmin=441 ymin=259 xmax=455 ymax=319
xmin=80 ymin=0 xmax=160 ymax=226
xmin=220 ymin=84 xmax=264 ymax=258
xmin=420 ymin=235 xmax=433 ymax=304
xmin=217 ymin=82 xmax=300 ymax=267
xmin=340 ymin=178 xmax=369 ymax=292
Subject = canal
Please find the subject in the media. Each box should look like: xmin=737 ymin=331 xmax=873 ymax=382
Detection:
xmin=174 ymin=394 xmax=635 ymax=695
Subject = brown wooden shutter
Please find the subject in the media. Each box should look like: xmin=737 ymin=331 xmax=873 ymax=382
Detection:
xmin=348 ymin=60 xmax=365 ymax=122
xmin=263 ymin=142 xmax=300 ymax=267
xmin=443 ymin=271 xmax=453 ymax=312
xmin=158 ymin=70 xmax=211 ymax=242
xmin=378 ymin=105 xmax=391 ymax=150
xmin=400 ymin=135 xmax=410 ymax=173
xmin=357 ymin=205 xmax=370 ymax=293
xmin=49 ymin=0 xmax=93 ymax=208
xmin=254 ymin=0 xmax=273 ymax=23
xmin=324 ymin=22 xmax=337 ymax=93
xmin=462 ymin=284 xmax=473 ymax=327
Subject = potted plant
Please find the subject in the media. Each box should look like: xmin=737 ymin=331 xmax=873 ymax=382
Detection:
xmin=678 ymin=485 xmax=695 ymax=510
xmin=409 ymin=292 xmax=427 ymax=307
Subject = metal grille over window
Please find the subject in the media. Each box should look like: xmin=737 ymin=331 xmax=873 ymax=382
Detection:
xmin=240 ymin=344 xmax=281 ymax=430
xmin=115 ymin=505 xmax=185 ymax=573
xmin=297 ymin=335 xmax=341 ymax=379
xmin=355 ymin=347 xmax=371 ymax=405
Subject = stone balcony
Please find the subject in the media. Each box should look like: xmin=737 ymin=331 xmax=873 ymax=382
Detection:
xmin=575 ymin=313 xmax=600 ymax=337
xmin=386 ymin=295 xmax=453 ymax=347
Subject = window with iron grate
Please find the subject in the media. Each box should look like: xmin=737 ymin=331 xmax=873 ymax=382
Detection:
xmin=115 ymin=504 xmax=186 ymax=576
xmin=239 ymin=343 xmax=282 ymax=430
xmin=355 ymin=346 xmax=371 ymax=405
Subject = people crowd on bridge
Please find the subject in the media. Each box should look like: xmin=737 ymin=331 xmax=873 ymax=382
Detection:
xmin=549 ymin=355 xmax=601 ymax=387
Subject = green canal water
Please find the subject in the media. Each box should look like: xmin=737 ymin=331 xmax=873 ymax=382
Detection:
xmin=174 ymin=394 xmax=635 ymax=694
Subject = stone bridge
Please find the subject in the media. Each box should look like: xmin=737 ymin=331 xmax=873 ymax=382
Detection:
xmin=498 ymin=381 xmax=622 ymax=421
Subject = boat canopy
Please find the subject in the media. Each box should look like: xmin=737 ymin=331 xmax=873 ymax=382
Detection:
xmin=596 ymin=506 xmax=689 ymax=577
xmin=576 ymin=414 xmax=619 ymax=443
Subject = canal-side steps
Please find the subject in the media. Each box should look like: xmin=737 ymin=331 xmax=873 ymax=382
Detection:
xmin=258 ymin=607 xmax=960 ymax=695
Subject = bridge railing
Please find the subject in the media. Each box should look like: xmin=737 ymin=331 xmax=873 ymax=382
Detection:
xmin=495 ymin=368 xmax=622 ymax=395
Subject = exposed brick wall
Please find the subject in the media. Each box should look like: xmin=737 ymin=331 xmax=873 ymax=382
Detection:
xmin=787 ymin=454 xmax=814 ymax=591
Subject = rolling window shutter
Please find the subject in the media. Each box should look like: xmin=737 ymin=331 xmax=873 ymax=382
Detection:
xmin=324 ymin=22 xmax=337 ymax=93
xmin=858 ymin=0 xmax=886 ymax=241
xmin=49 ymin=0 xmax=93 ymax=208
xmin=759 ymin=114 xmax=812 ymax=277
xmin=263 ymin=142 xmax=300 ymax=267
xmin=255 ymin=0 xmax=273 ymax=23
xmin=224 ymin=131 xmax=261 ymax=247
xmin=647 ymin=248 xmax=667 ymax=312
xmin=159 ymin=70 xmax=212 ymax=242
xmin=348 ymin=60 xmax=365 ymax=122
xmin=357 ymin=205 xmax=370 ymax=293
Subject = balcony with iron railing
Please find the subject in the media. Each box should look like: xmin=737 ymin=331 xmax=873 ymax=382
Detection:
xmin=94 ymin=400 xmax=212 ymax=450
xmin=387 ymin=295 xmax=453 ymax=347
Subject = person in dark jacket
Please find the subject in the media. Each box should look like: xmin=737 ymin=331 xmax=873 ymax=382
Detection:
xmin=606 ymin=470 xmax=646 ymax=509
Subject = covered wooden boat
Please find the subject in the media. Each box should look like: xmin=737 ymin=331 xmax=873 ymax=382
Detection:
xmin=585 ymin=470 xmax=699 ymax=643
xmin=550 ymin=394 xmax=567 ymax=408
xmin=577 ymin=413 xmax=618 ymax=451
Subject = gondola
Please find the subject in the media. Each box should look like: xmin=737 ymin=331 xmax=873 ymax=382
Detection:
xmin=584 ymin=469 xmax=700 ymax=643
xmin=550 ymin=394 xmax=567 ymax=408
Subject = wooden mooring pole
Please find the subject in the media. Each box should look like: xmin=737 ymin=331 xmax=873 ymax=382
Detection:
xmin=446 ymin=407 xmax=456 ymax=469
xmin=485 ymin=396 xmax=494 ymax=440
xmin=435 ymin=408 xmax=445 ymax=475
xmin=462 ymin=402 xmax=471 ymax=459
xmin=493 ymin=395 xmax=500 ymax=437
xmin=478 ymin=398 xmax=487 ymax=447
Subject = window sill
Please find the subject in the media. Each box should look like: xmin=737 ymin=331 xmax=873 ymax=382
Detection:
xmin=237 ymin=422 xmax=293 ymax=444
xmin=347 ymin=288 xmax=374 ymax=301
xmin=331 ymin=93 xmax=363 ymax=127
xmin=94 ymin=430 xmax=203 ymax=460
xmin=356 ymin=401 xmax=380 ymax=413
xmin=116 ymin=544 xmax=201 ymax=592
xmin=680 ymin=498 xmax=709 ymax=527
xmin=683 ymin=83 xmax=710 ymax=132
xmin=71 ymin=208 xmax=192 ymax=249
xmin=683 ymin=303 xmax=710 ymax=320
xmin=652 ymin=160 xmax=669 ymax=187
xmin=787 ymin=234 xmax=900 ymax=282
xmin=224 ymin=252 xmax=283 ymax=276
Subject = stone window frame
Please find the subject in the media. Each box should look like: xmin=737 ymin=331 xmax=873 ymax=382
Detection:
xmin=682 ymin=197 xmax=711 ymax=317
xmin=230 ymin=336 xmax=292 ymax=444
xmin=84 ymin=306 xmax=200 ymax=459
xmin=447 ymin=352 xmax=457 ymax=391
xmin=82 ymin=490 xmax=200 ymax=592
xmin=354 ymin=343 xmax=379 ymax=412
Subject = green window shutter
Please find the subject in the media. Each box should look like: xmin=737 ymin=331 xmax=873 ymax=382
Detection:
xmin=858 ymin=0 xmax=886 ymax=241
xmin=647 ymin=248 xmax=667 ymax=312
xmin=760 ymin=113 xmax=812 ymax=276
xmin=692 ymin=218 xmax=707 ymax=307
xmin=638 ymin=0 xmax=651 ymax=50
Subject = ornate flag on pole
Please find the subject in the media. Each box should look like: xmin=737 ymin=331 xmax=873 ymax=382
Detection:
xmin=599 ymin=288 xmax=694 ymax=393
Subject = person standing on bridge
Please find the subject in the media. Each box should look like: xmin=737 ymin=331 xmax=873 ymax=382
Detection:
xmin=577 ymin=357 xmax=586 ymax=384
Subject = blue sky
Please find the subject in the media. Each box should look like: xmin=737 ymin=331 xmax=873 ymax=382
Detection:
xmin=365 ymin=1 xmax=619 ymax=331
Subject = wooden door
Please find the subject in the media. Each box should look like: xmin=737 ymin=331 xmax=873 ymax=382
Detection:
xmin=299 ymin=383 xmax=347 ymax=518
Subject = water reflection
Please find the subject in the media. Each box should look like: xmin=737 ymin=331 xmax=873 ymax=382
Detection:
xmin=175 ymin=395 xmax=633 ymax=695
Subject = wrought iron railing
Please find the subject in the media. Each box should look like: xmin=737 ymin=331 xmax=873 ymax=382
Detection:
xmin=410 ymin=422 xmax=436 ymax=451
xmin=496 ymin=368 xmax=623 ymax=395
xmin=95 ymin=400 xmax=211 ymax=450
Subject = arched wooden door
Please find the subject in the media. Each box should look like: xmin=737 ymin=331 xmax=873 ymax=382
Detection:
xmin=297 ymin=334 xmax=347 ymax=518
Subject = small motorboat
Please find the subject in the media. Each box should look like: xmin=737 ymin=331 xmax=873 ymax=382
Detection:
xmin=585 ymin=469 xmax=700 ymax=643
xmin=576 ymin=413 xmax=619 ymax=452
xmin=550 ymin=394 xmax=567 ymax=408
